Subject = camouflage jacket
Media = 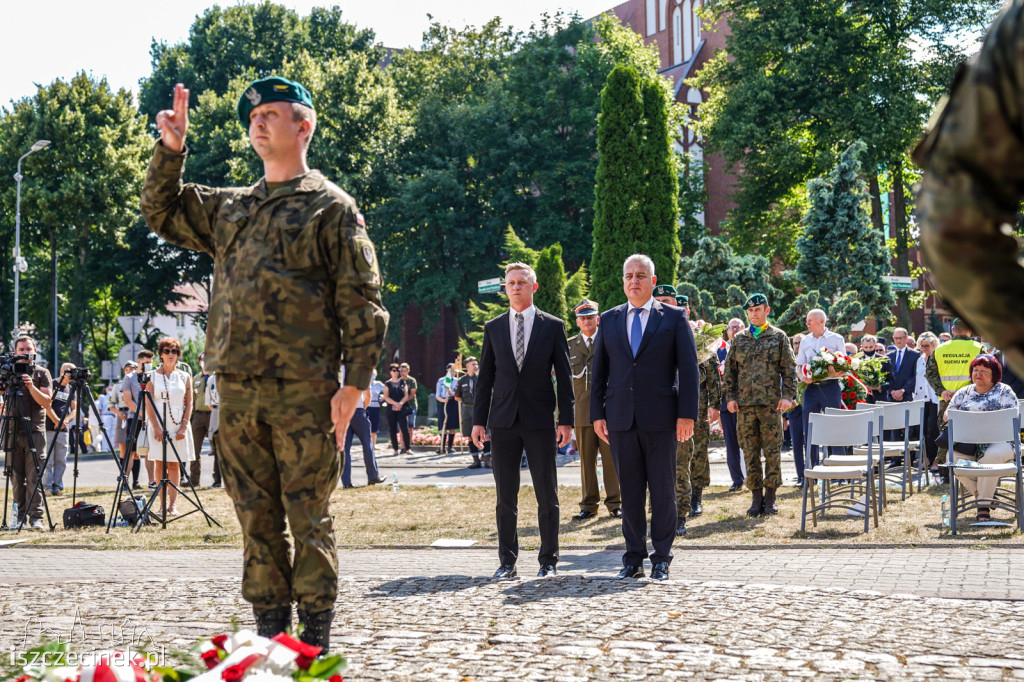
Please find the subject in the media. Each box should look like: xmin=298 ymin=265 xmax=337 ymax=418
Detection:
xmin=914 ymin=0 xmax=1024 ymax=378
xmin=723 ymin=325 xmax=797 ymax=407
xmin=139 ymin=142 xmax=388 ymax=388
xmin=698 ymin=354 xmax=723 ymax=415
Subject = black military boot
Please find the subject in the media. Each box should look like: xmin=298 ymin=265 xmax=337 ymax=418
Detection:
xmin=297 ymin=608 xmax=334 ymax=653
xmin=763 ymin=487 xmax=779 ymax=515
xmin=253 ymin=606 xmax=291 ymax=638
xmin=746 ymin=488 xmax=764 ymax=517
xmin=688 ymin=487 xmax=704 ymax=517
xmin=675 ymin=516 xmax=687 ymax=536
xmin=468 ymin=454 xmax=483 ymax=469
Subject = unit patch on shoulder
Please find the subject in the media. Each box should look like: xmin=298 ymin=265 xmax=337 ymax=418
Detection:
xmin=362 ymin=244 xmax=375 ymax=266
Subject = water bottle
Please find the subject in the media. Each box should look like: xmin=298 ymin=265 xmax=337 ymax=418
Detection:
xmin=597 ymin=467 xmax=604 ymax=492
xmin=391 ymin=472 xmax=400 ymax=493
xmin=941 ymin=494 xmax=950 ymax=528
xmin=12 ymin=502 xmax=18 ymax=522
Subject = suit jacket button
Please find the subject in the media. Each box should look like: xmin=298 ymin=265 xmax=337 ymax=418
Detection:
xmin=632 ymin=362 xmax=637 ymax=367
xmin=629 ymin=387 xmax=634 ymax=391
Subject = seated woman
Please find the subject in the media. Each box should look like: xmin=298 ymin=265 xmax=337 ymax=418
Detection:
xmin=946 ymin=354 xmax=1020 ymax=521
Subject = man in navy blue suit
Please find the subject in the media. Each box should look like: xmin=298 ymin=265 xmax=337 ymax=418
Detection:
xmin=884 ymin=327 xmax=920 ymax=403
xmin=591 ymin=254 xmax=699 ymax=581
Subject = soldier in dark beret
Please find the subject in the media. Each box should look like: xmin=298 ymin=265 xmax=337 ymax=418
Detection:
xmin=141 ymin=77 xmax=389 ymax=651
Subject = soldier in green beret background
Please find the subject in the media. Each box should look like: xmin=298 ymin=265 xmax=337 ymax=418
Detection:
xmin=724 ymin=294 xmax=797 ymax=517
xmin=141 ymin=77 xmax=388 ymax=651
xmin=675 ymin=294 xmax=690 ymax=316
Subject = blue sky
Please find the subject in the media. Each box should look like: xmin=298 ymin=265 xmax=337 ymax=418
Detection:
xmin=1 ymin=0 xmax=622 ymax=107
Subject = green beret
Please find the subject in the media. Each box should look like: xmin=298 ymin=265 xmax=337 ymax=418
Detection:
xmin=675 ymin=295 xmax=689 ymax=305
xmin=652 ymin=284 xmax=677 ymax=298
xmin=744 ymin=293 xmax=768 ymax=309
xmin=238 ymin=76 xmax=313 ymax=128
xmin=951 ymin=317 xmax=971 ymax=330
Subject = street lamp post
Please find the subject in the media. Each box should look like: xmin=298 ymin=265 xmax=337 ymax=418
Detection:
xmin=12 ymin=139 xmax=50 ymax=340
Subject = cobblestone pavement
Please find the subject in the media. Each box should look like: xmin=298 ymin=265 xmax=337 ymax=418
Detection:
xmin=4 ymin=573 xmax=1024 ymax=680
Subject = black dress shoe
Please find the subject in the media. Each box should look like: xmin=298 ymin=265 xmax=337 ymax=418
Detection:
xmin=651 ymin=562 xmax=670 ymax=581
xmin=493 ymin=564 xmax=517 ymax=579
xmin=342 ymin=484 xmax=354 ymax=489
xmin=538 ymin=564 xmax=557 ymax=577
xmin=615 ymin=565 xmax=645 ymax=579
xmin=573 ymin=509 xmax=597 ymax=521
xmin=468 ymin=461 xmax=483 ymax=469
xmin=729 ymin=482 xmax=743 ymax=492
xmin=610 ymin=508 xmax=622 ymax=518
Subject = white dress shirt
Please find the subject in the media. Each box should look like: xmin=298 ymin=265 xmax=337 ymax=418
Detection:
xmin=796 ymin=330 xmax=847 ymax=366
xmin=626 ymin=297 xmax=655 ymax=348
xmin=509 ymin=305 xmax=537 ymax=352
xmin=582 ymin=329 xmax=598 ymax=349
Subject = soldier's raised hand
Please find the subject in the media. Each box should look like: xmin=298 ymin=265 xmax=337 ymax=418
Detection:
xmin=156 ymin=83 xmax=189 ymax=153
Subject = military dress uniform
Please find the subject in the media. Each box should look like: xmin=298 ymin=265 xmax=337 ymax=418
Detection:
xmin=723 ymin=299 xmax=797 ymax=516
xmin=568 ymin=324 xmax=620 ymax=516
xmin=914 ymin=0 xmax=1024 ymax=378
xmin=140 ymin=77 xmax=388 ymax=638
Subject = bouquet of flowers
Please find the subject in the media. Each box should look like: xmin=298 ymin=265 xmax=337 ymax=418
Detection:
xmin=8 ymin=631 xmax=346 ymax=682
xmin=689 ymin=320 xmax=727 ymax=363
xmin=840 ymin=373 xmax=868 ymax=409
xmin=795 ymin=349 xmax=856 ymax=405
xmin=851 ymin=353 xmax=888 ymax=390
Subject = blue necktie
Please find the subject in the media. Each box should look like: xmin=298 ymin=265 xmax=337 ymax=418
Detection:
xmin=630 ymin=308 xmax=643 ymax=357
xmin=895 ymin=350 xmax=902 ymax=374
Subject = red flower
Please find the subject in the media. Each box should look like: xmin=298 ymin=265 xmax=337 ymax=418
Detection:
xmin=211 ymin=635 xmax=229 ymax=651
xmin=221 ymin=654 xmax=263 ymax=682
xmin=329 ymin=676 xmax=344 ymax=682
xmin=201 ymin=650 xmax=222 ymax=670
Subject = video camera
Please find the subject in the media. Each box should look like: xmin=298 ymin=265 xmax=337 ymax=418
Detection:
xmin=0 ymin=353 xmax=34 ymax=392
xmin=63 ymin=366 xmax=92 ymax=383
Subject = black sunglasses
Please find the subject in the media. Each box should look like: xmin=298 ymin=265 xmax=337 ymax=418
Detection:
xmin=160 ymin=348 xmax=181 ymax=356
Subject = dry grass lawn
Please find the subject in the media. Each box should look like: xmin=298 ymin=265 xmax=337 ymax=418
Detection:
xmin=7 ymin=481 xmax=1024 ymax=550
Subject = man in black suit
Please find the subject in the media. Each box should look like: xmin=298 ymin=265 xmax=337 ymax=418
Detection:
xmin=591 ymin=254 xmax=699 ymax=581
xmin=472 ymin=262 xmax=574 ymax=579
xmin=884 ymin=327 xmax=920 ymax=403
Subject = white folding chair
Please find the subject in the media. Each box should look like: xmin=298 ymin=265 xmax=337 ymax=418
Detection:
xmin=852 ymin=401 xmax=927 ymax=499
xmin=801 ymin=411 xmax=881 ymax=534
xmin=947 ymin=408 xmax=1024 ymax=534
xmin=820 ymin=406 xmax=888 ymax=512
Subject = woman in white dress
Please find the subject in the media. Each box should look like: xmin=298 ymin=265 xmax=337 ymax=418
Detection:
xmin=145 ymin=336 xmax=196 ymax=516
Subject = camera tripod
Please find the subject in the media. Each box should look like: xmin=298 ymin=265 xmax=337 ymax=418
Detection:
xmin=111 ymin=371 xmax=219 ymax=533
xmin=1 ymin=374 xmax=54 ymax=532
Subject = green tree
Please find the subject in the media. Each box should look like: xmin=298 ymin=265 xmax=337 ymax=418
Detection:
xmin=590 ymin=65 xmax=647 ymax=310
xmin=0 ymin=74 xmax=156 ymax=367
xmin=533 ymin=243 xmax=569 ymax=325
xmin=796 ymin=141 xmax=896 ymax=324
xmin=693 ymin=0 xmax=996 ymax=269
xmin=639 ymin=78 xmax=681 ymax=288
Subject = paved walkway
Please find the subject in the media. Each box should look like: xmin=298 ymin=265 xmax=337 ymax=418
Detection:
xmin=5 ymin=547 xmax=1024 ymax=678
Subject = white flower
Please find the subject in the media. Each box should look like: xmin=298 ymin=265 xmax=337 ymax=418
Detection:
xmin=850 ymin=358 xmax=861 ymax=370
xmin=820 ymin=351 xmax=834 ymax=363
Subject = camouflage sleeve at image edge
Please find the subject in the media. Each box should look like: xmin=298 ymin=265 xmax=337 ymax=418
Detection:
xmin=914 ymin=0 xmax=1024 ymax=375
xmin=333 ymin=208 xmax=389 ymax=390
xmin=139 ymin=142 xmax=221 ymax=255
xmin=778 ymin=330 xmax=798 ymax=401
xmin=704 ymin=355 xmax=723 ymax=408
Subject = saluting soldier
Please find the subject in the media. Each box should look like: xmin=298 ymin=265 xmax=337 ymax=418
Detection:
xmin=724 ymin=294 xmax=797 ymax=517
xmin=141 ymin=77 xmax=388 ymax=651
xmin=568 ymin=299 xmax=621 ymax=519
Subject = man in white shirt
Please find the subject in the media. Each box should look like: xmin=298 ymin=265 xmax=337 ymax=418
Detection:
xmin=796 ymin=309 xmax=847 ymax=471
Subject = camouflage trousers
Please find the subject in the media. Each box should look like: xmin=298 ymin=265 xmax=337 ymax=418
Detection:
xmin=688 ymin=416 xmax=712 ymax=488
xmin=675 ymin=440 xmax=691 ymax=518
xmin=217 ymin=374 xmax=341 ymax=613
xmin=737 ymin=405 xmax=783 ymax=490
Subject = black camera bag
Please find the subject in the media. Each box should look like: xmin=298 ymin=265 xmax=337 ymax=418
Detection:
xmin=63 ymin=502 xmax=105 ymax=529
xmin=118 ymin=496 xmax=151 ymax=526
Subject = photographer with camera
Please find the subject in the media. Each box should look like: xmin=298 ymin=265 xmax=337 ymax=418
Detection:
xmin=122 ymin=350 xmax=156 ymax=488
xmin=43 ymin=363 xmax=76 ymax=497
xmin=3 ymin=336 xmax=53 ymax=530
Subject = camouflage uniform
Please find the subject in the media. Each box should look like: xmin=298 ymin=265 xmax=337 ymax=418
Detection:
xmin=568 ymin=333 xmax=620 ymax=513
xmin=723 ymin=326 xmax=797 ymax=491
xmin=140 ymin=142 xmax=388 ymax=614
xmin=675 ymin=355 xmax=722 ymax=515
xmin=914 ymin=0 xmax=1024 ymax=378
